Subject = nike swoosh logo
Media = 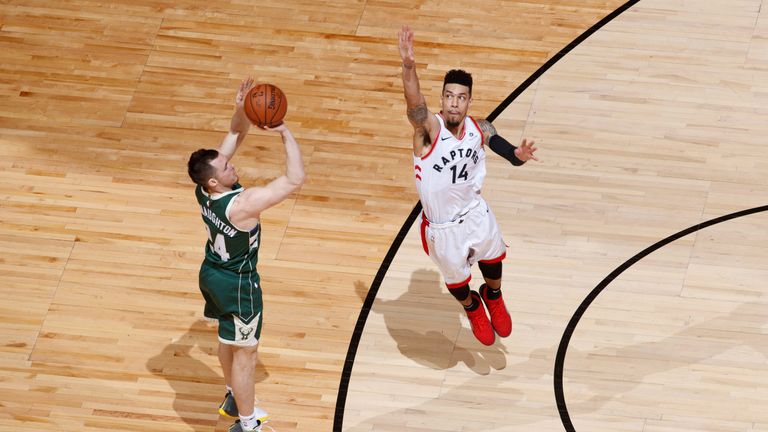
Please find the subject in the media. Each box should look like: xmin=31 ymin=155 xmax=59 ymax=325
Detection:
xmin=440 ymin=136 xmax=450 ymax=141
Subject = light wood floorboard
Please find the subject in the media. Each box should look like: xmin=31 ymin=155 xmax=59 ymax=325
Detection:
xmin=345 ymin=1 xmax=768 ymax=431
xmin=5 ymin=1 xmax=766 ymax=432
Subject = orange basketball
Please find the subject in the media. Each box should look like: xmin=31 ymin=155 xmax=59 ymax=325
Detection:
xmin=243 ymin=83 xmax=288 ymax=128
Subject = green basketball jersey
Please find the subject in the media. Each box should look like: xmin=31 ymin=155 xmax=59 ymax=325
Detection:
xmin=195 ymin=183 xmax=261 ymax=273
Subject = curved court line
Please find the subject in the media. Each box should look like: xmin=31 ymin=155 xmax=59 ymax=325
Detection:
xmin=554 ymin=204 xmax=768 ymax=431
xmin=333 ymin=1 xmax=642 ymax=430
xmin=332 ymin=202 xmax=422 ymax=430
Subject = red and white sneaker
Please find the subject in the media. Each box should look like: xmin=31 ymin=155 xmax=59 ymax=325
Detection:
xmin=479 ymin=284 xmax=512 ymax=337
xmin=465 ymin=291 xmax=495 ymax=346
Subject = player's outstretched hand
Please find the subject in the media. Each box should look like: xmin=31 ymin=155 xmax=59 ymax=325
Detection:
xmin=515 ymin=138 xmax=539 ymax=162
xmin=235 ymin=76 xmax=254 ymax=109
xmin=398 ymin=25 xmax=416 ymax=68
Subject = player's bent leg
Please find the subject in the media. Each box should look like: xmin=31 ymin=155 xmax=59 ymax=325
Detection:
xmin=229 ymin=345 xmax=271 ymax=431
xmin=478 ymin=260 xmax=502 ymax=284
xmin=446 ymin=280 xmax=471 ymax=304
xmin=231 ymin=346 xmax=257 ymax=417
xmin=217 ymin=312 xmax=265 ymax=428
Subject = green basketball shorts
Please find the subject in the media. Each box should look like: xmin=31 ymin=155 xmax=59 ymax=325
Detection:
xmin=199 ymin=261 xmax=263 ymax=346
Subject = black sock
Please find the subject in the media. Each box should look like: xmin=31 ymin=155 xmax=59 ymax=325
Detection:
xmin=484 ymin=284 xmax=502 ymax=300
xmin=463 ymin=295 xmax=479 ymax=311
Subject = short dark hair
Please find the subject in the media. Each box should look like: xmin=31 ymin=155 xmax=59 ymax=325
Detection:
xmin=187 ymin=148 xmax=219 ymax=187
xmin=443 ymin=69 xmax=473 ymax=95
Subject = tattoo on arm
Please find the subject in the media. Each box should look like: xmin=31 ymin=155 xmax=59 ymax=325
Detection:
xmin=477 ymin=119 xmax=498 ymax=145
xmin=415 ymin=127 xmax=430 ymax=145
xmin=407 ymin=103 xmax=429 ymax=126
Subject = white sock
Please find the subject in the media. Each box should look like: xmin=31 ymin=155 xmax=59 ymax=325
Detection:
xmin=226 ymin=385 xmax=233 ymax=393
xmin=240 ymin=412 xmax=259 ymax=430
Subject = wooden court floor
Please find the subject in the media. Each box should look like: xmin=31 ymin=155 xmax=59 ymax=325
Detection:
xmin=2 ymin=1 xmax=767 ymax=431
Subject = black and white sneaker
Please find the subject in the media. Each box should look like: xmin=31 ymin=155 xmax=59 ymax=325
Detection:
xmin=218 ymin=391 xmax=238 ymax=418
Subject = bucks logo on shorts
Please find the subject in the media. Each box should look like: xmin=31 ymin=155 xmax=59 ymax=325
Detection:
xmin=235 ymin=313 xmax=261 ymax=342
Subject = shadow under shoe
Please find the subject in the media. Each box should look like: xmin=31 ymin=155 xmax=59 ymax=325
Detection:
xmin=465 ymin=291 xmax=495 ymax=346
xmin=479 ymin=284 xmax=512 ymax=337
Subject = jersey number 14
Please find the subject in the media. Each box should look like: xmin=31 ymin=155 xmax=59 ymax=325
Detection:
xmin=450 ymin=163 xmax=469 ymax=183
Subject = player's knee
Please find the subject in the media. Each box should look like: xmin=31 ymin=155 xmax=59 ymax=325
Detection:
xmin=447 ymin=283 xmax=470 ymax=302
xmin=478 ymin=261 xmax=502 ymax=280
xmin=232 ymin=345 xmax=259 ymax=366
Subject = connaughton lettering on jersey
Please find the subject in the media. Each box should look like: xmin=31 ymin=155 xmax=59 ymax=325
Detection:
xmin=201 ymin=205 xmax=238 ymax=237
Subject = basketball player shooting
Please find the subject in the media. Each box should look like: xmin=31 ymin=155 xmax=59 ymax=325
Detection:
xmin=186 ymin=77 xmax=305 ymax=432
xmin=397 ymin=25 xmax=539 ymax=346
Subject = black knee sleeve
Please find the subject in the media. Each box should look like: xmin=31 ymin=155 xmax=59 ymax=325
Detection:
xmin=478 ymin=261 xmax=502 ymax=280
xmin=447 ymin=283 xmax=470 ymax=302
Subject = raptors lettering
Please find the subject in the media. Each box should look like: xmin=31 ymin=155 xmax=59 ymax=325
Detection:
xmin=432 ymin=146 xmax=479 ymax=172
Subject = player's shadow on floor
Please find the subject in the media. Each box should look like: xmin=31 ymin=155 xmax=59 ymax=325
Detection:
xmin=146 ymin=319 xmax=269 ymax=431
xmin=357 ymin=268 xmax=507 ymax=375
xmin=345 ymin=299 xmax=768 ymax=431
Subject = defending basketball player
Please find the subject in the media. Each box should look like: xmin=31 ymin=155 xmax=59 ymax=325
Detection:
xmin=186 ymin=77 xmax=305 ymax=432
xmin=397 ymin=25 xmax=538 ymax=346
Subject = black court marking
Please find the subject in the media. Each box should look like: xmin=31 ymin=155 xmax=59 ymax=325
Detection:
xmin=334 ymin=1 xmax=641 ymax=430
xmin=555 ymin=205 xmax=768 ymax=431
xmin=333 ymin=201 xmax=422 ymax=431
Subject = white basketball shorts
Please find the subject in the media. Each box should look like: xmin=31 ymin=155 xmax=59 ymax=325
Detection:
xmin=419 ymin=198 xmax=507 ymax=288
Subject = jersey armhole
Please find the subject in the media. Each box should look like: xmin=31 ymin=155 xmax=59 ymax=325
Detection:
xmin=421 ymin=115 xmax=442 ymax=160
xmin=225 ymin=193 xmax=257 ymax=233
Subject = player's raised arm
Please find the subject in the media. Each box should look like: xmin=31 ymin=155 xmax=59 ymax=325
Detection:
xmin=218 ymin=76 xmax=254 ymax=161
xmin=230 ymin=123 xmax=305 ymax=225
xmin=398 ymin=25 xmax=439 ymax=156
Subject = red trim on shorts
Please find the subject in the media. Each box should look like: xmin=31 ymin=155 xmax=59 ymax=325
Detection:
xmin=479 ymin=251 xmax=506 ymax=264
xmin=415 ymin=174 xmax=422 ymax=181
xmin=420 ymin=212 xmax=430 ymax=255
xmin=414 ymin=165 xmax=421 ymax=171
xmin=446 ymin=275 xmax=472 ymax=289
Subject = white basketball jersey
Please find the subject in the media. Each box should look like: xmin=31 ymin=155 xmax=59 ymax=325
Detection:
xmin=414 ymin=113 xmax=487 ymax=224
